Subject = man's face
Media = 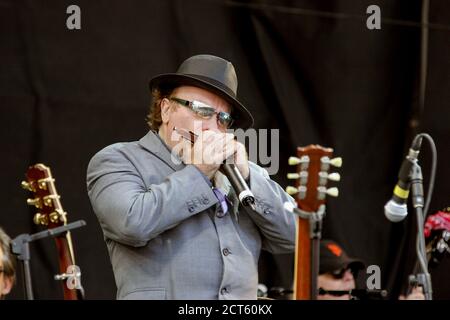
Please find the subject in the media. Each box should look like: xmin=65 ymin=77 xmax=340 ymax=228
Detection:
xmin=0 ymin=247 xmax=13 ymax=298
xmin=159 ymin=85 xmax=232 ymax=149
xmin=317 ymin=268 xmax=356 ymax=300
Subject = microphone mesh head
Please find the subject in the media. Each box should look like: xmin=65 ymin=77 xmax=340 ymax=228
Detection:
xmin=384 ymin=200 xmax=408 ymax=222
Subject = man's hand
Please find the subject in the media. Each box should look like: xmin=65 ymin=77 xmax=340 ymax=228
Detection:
xmin=178 ymin=130 xmax=249 ymax=180
xmin=180 ymin=130 xmax=234 ymax=179
xmin=399 ymin=286 xmax=425 ymax=300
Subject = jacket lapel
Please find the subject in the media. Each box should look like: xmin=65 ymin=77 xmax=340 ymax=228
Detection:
xmin=138 ymin=130 xmax=186 ymax=172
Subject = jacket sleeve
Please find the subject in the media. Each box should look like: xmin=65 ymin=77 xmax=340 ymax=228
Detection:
xmin=244 ymin=162 xmax=296 ymax=254
xmin=86 ymin=144 xmax=218 ymax=247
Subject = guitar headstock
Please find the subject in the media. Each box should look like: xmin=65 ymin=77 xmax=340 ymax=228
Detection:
xmin=21 ymin=164 xmax=67 ymax=228
xmin=286 ymin=145 xmax=342 ymax=211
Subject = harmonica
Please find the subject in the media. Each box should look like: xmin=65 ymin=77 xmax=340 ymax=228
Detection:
xmin=173 ymin=127 xmax=198 ymax=145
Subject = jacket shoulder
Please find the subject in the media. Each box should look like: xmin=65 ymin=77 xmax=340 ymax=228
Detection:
xmin=248 ymin=161 xmax=270 ymax=179
xmin=90 ymin=141 xmax=137 ymax=160
xmin=87 ymin=141 xmax=141 ymax=173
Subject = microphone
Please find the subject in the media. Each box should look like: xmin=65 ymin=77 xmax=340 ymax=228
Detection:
xmin=384 ymin=136 xmax=423 ymax=222
xmin=172 ymin=127 xmax=255 ymax=210
xmin=221 ymin=163 xmax=256 ymax=210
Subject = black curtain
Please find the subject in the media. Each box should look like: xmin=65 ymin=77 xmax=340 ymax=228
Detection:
xmin=1 ymin=0 xmax=449 ymax=299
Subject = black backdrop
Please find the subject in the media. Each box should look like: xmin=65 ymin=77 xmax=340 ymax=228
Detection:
xmin=1 ymin=0 xmax=449 ymax=300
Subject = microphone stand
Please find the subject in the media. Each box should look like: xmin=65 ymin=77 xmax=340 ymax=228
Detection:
xmin=10 ymin=220 xmax=86 ymax=300
xmin=408 ymin=163 xmax=433 ymax=300
xmin=318 ymin=288 xmax=388 ymax=300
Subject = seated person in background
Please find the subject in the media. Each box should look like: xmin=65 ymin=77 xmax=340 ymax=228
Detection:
xmin=318 ymin=239 xmax=424 ymax=300
xmin=0 ymin=227 xmax=16 ymax=299
xmin=318 ymin=239 xmax=364 ymax=300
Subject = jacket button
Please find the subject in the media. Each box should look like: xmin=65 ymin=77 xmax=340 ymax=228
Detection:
xmin=203 ymin=198 xmax=210 ymax=205
xmin=188 ymin=206 xmax=195 ymax=213
xmin=216 ymin=211 xmax=226 ymax=218
xmin=216 ymin=206 xmax=226 ymax=218
xmin=263 ymin=208 xmax=271 ymax=215
xmin=220 ymin=287 xmax=229 ymax=295
xmin=222 ymin=248 xmax=230 ymax=256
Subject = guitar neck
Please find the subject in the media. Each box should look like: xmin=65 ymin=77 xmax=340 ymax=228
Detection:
xmin=294 ymin=219 xmax=312 ymax=299
xmin=55 ymin=235 xmax=80 ymax=299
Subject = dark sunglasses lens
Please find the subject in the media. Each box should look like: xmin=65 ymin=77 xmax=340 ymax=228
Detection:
xmin=194 ymin=106 xmax=216 ymax=118
xmin=331 ymin=268 xmax=347 ymax=279
xmin=218 ymin=112 xmax=233 ymax=127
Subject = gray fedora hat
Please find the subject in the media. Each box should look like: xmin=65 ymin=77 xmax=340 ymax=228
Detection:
xmin=149 ymin=54 xmax=254 ymax=129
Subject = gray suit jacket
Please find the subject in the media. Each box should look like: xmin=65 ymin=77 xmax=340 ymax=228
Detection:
xmin=87 ymin=130 xmax=296 ymax=299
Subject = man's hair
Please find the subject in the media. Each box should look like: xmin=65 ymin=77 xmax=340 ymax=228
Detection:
xmin=0 ymin=227 xmax=16 ymax=285
xmin=146 ymin=84 xmax=177 ymax=130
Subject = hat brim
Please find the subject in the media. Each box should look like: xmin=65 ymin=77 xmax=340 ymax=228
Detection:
xmin=320 ymin=255 xmax=365 ymax=275
xmin=346 ymin=259 xmax=365 ymax=273
xmin=150 ymin=73 xmax=254 ymax=129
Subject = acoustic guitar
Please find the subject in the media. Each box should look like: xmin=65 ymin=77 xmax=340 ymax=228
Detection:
xmin=22 ymin=163 xmax=84 ymax=299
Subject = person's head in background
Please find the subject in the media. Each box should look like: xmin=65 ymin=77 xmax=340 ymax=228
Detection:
xmin=0 ymin=227 xmax=16 ymax=299
xmin=317 ymin=240 xmax=364 ymax=300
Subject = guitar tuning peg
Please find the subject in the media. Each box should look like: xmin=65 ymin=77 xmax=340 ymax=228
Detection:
xmin=43 ymin=195 xmax=59 ymax=207
xmin=326 ymin=187 xmax=339 ymax=197
xmin=33 ymin=213 xmax=48 ymax=226
xmin=286 ymin=186 xmax=298 ymax=195
xmin=318 ymin=172 xmax=341 ymax=185
xmin=286 ymin=186 xmax=307 ymax=199
xmin=288 ymin=157 xmax=301 ymax=165
xmin=49 ymin=209 xmax=66 ymax=224
xmin=330 ymin=157 xmax=343 ymax=168
xmin=27 ymin=198 xmax=42 ymax=209
xmin=21 ymin=181 xmax=34 ymax=192
xmin=43 ymin=197 xmax=53 ymax=207
xmin=287 ymin=172 xmax=309 ymax=185
xmin=38 ymin=180 xmax=48 ymax=190
xmin=288 ymin=156 xmax=309 ymax=166
xmin=287 ymin=173 xmax=300 ymax=179
xmin=327 ymin=172 xmax=341 ymax=182
xmin=49 ymin=211 xmax=60 ymax=224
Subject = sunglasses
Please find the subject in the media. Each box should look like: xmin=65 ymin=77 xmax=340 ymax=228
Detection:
xmin=330 ymin=268 xmax=351 ymax=279
xmin=169 ymin=97 xmax=234 ymax=128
